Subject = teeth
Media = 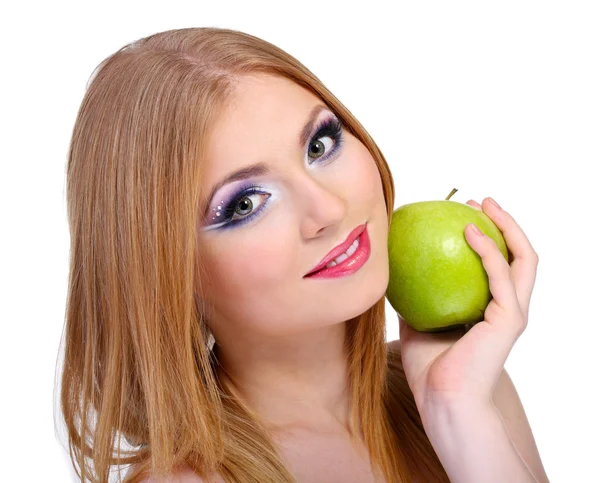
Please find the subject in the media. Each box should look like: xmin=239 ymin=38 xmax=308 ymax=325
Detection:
xmin=325 ymin=237 xmax=360 ymax=268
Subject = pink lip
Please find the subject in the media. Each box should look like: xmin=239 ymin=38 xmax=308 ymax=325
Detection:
xmin=304 ymin=223 xmax=368 ymax=277
xmin=304 ymin=227 xmax=371 ymax=279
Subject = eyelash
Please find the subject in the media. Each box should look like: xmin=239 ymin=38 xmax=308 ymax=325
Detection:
xmin=212 ymin=184 xmax=271 ymax=231
xmin=307 ymin=116 xmax=344 ymax=165
xmin=210 ymin=116 xmax=344 ymax=230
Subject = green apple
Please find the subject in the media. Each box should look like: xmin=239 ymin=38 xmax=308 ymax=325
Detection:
xmin=386 ymin=189 xmax=509 ymax=332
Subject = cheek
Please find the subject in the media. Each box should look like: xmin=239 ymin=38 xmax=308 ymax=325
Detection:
xmin=204 ymin=236 xmax=293 ymax=300
xmin=200 ymin=234 xmax=301 ymax=336
xmin=237 ymin=243 xmax=290 ymax=281
xmin=352 ymin=141 xmax=386 ymax=207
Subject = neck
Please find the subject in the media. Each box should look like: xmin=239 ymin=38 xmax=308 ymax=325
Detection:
xmin=214 ymin=321 xmax=352 ymax=434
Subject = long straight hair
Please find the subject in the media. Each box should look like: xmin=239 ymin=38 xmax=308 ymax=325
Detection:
xmin=58 ymin=27 xmax=449 ymax=483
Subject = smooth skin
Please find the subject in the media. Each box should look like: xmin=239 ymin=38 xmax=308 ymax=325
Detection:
xmin=195 ymin=73 xmax=391 ymax=482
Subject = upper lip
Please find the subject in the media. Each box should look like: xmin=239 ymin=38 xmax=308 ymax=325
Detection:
xmin=304 ymin=223 xmax=367 ymax=277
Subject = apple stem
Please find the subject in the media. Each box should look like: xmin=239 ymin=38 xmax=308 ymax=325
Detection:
xmin=445 ymin=188 xmax=458 ymax=200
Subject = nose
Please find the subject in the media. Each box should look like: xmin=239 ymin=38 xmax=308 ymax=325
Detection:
xmin=297 ymin=173 xmax=349 ymax=239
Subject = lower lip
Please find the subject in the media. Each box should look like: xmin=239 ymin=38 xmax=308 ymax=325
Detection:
xmin=304 ymin=227 xmax=371 ymax=279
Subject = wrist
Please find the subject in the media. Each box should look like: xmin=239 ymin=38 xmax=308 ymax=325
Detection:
xmin=419 ymin=395 xmax=498 ymax=441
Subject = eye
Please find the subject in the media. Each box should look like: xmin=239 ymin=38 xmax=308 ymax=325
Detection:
xmin=228 ymin=193 xmax=262 ymax=221
xmin=308 ymin=136 xmax=334 ymax=159
xmin=207 ymin=187 xmax=271 ymax=230
xmin=225 ymin=191 xmax=270 ymax=224
xmin=306 ymin=117 xmax=344 ymax=164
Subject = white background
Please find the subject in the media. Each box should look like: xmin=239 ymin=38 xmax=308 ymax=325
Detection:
xmin=1 ymin=1 xmax=598 ymax=481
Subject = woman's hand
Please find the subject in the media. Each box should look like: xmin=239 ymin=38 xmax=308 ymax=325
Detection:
xmin=397 ymin=197 xmax=539 ymax=412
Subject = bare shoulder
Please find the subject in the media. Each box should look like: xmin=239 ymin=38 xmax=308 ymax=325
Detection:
xmin=134 ymin=464 xmax=225 ymax=483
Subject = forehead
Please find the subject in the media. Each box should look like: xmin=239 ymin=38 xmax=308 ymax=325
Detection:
xmin=202 ymin=73 xmax=325 ymax=180
xmin=212 ymin=73 xmax=320 ymax=138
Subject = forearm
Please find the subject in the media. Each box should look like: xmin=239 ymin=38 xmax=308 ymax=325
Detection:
xmin=420 ymin=399 xmax=539 ymax=483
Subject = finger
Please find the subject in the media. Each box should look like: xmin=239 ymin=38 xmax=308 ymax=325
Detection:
xmin=467 ymin=199 xmax=512 ymax=264
xmin=480 ymin=198 xmax=538 ymax=314
xmin=466 ymin=199 xmax=482 ymax=210
xmin=465 ymin=223 xmax=522 ymax=333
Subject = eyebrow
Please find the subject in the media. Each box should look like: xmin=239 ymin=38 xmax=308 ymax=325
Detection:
xmin=202 ymin=104 xmax=330 ymax=213
xmin=298 ymin=104 xmax=329 ymax=147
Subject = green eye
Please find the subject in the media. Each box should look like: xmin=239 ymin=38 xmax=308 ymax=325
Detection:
xmin=308 ymin=140 xmax=325 ymax=158
xmin=306 ymin=116 xmax=343 ymax=163
xmin=235 ymin=197 xmax=253 ymax=216
xmin=308 ymin=137 xmax=333 ymax=159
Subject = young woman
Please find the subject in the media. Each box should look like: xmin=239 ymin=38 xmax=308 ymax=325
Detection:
xmin=59 ymin=27 xmax=548 ymax=483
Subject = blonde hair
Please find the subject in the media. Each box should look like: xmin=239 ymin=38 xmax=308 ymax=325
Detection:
xmin=58 ymin=27 xmax=449 ymax=483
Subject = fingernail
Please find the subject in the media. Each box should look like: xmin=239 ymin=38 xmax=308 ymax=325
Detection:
xmin=470 ymin=224 xmax=483 ymax=236
xmin=488 ymin=197 xmax=502 ymax=210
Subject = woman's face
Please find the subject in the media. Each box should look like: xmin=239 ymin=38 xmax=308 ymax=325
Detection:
xmin=197 ymin=73 xmax=389 ymax=340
